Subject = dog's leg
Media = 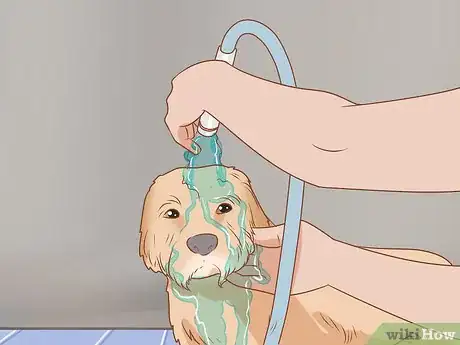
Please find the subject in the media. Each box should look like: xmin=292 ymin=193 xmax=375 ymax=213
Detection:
xmin=166 ymin=282 xmax=206 ymax=345
xmin=171 ymin=320 xmax=205 ymax=345
xmin=166 ymin=281 xmax=251 ymax=345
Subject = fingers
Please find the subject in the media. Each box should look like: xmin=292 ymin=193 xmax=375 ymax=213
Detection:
xmin=164 ymin=61 xmax=223 ymax=152
xmin=165 ymin=93 xmax=202 ymax=154
xmin=169 ymin=125 xmax=201 ymax=154
xmin=181 ymin=137 xmax=200 ymax=154
xmin=252 ymin=225 xmax=284 ymax=248
xmin=192 ymin=119 xmax=199 ymax=136
xmin=164 ymin=100 xmax=197 ymax=153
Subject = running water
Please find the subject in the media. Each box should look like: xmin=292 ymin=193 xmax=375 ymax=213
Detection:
xmin=167 ymin=134 xmax=270 ymax=345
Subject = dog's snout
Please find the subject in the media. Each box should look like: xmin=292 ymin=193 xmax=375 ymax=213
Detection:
xmin=186 ymin=233 xmax=218 ymax=256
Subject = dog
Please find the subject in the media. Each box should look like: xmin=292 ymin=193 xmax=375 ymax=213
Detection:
xmin=139 ymin=166 xmax=451 ymax=345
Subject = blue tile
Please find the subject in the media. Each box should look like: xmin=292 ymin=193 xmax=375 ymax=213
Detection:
xmin=103 ymin=330 xmax=166 ymax=345
xmin=0 ymin=330 xmax=21 ymax=344
xmin=4 ymin=330 xmax=107 ymax=345
xmin=0 ymin=329 xmax=178 ymax=345
xmin=0 ymin=331 xmax=13 ymax=339
xmin=163 ymin=330 xmax=179 ymax=345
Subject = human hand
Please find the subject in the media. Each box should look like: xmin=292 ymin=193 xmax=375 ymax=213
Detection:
xmin=229 ymin=221 xmax=339 ymax=295
xmin=164 ymin=60 xmax=230 ymax=153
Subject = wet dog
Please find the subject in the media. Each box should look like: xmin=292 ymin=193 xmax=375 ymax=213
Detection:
xmin=139 ymin=166 xmax=451 ymax=345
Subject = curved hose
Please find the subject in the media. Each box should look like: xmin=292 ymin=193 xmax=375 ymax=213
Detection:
xmin=220 ymin=19 xmax=305 ymax=345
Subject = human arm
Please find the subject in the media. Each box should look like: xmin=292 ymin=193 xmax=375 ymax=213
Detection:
xmin=251 ymin=221 xmax=460 ymax=323
xmin=165 ymin=61 xmax=460 ymax=192
xmin=329 ymin=236 xmax=460 ymax=323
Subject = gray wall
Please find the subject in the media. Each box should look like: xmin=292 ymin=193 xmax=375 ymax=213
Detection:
xmin=1 ymin=0 xmax=459 ymax=328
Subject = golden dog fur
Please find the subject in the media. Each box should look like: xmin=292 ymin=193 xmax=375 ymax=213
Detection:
xmin=139 ymin=166 xmax=451 ymax=345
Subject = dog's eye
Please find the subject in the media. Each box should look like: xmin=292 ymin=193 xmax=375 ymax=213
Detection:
xmin=217 ymin=203 xmax=232 ymax=214
xmin=164 ymin=209 xmax=180 ymax=219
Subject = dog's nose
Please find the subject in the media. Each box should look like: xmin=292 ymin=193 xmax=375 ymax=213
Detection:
xmin=186 ymin=233 xmax=218 ymax=256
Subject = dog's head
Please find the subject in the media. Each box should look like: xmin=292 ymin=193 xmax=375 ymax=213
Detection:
xmin=139 ymin=166 xmax=272 ymax=289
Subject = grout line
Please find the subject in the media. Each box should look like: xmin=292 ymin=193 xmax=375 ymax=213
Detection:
xmin=93 ymin=330 xmax=113 ymax=345
xmin=159 ymin=330 xmax=168 ymax=345
xmin=0 ymin=330 xmax=21 ymax=345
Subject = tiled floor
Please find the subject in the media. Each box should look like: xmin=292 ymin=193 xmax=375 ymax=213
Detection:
xmin=0 ymin=329 xmax=177 ymax=345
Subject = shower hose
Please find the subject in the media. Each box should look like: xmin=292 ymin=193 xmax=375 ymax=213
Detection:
xmin=202 ymin=19 xmax=305 ymax=345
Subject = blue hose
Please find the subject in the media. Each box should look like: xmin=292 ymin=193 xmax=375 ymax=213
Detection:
xmin=220 ymin=20 xmax=305 ymax=345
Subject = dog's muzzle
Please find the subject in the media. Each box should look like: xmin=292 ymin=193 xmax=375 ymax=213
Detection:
xmin=186 ymin=233 xmax=218 ymax=256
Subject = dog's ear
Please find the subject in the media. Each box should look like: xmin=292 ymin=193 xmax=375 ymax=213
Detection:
xmin=227 ymin=168 xmax=273 ymax=228
xmin=139 ymin=182 xmax=161 ymax=272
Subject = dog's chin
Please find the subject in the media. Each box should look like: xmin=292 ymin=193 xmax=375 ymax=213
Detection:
xmin=171 ymin=258 xmax=248 ymax=289
xmin=189 ymin=265 xmax=220 ymax=279
xmin=183 ymin=256 xmax=231 ymax=281
xmin=167 ymin=264 xmax=221 ymax=290
xmin=165 ymin=246 xmax=254 ymax=289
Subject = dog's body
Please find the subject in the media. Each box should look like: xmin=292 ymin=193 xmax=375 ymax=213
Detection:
xmin=140 ymin=166 xmax=451 ymax=345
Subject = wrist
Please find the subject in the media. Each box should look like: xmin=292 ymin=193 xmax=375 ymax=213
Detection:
xmin=325 ymin=239 xmax=355 ymax=289
xmin=203 ymin=61 xmax=236 ymax=120
xmin=296 ymin=221 xmax=350 ymax=292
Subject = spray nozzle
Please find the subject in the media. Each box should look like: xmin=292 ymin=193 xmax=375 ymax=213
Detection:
xmin=198 ymin=112 xmax=219 ymax=137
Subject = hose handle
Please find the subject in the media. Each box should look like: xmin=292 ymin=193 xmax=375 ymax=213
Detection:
xmin=197 ymin=46 xmax=237 ymax=137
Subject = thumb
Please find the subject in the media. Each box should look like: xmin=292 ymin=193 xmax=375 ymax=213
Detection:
xmin=252 ymin=225 xmax=283 ymax=248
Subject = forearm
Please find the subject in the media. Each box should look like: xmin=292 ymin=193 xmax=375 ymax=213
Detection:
xmin=210 ymin=63 xmax=460 ymax=192
xmin=330 ymin=241 xmax=460 ymax=323
xmin=209 ymin=62 xmax=352 ymax=187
